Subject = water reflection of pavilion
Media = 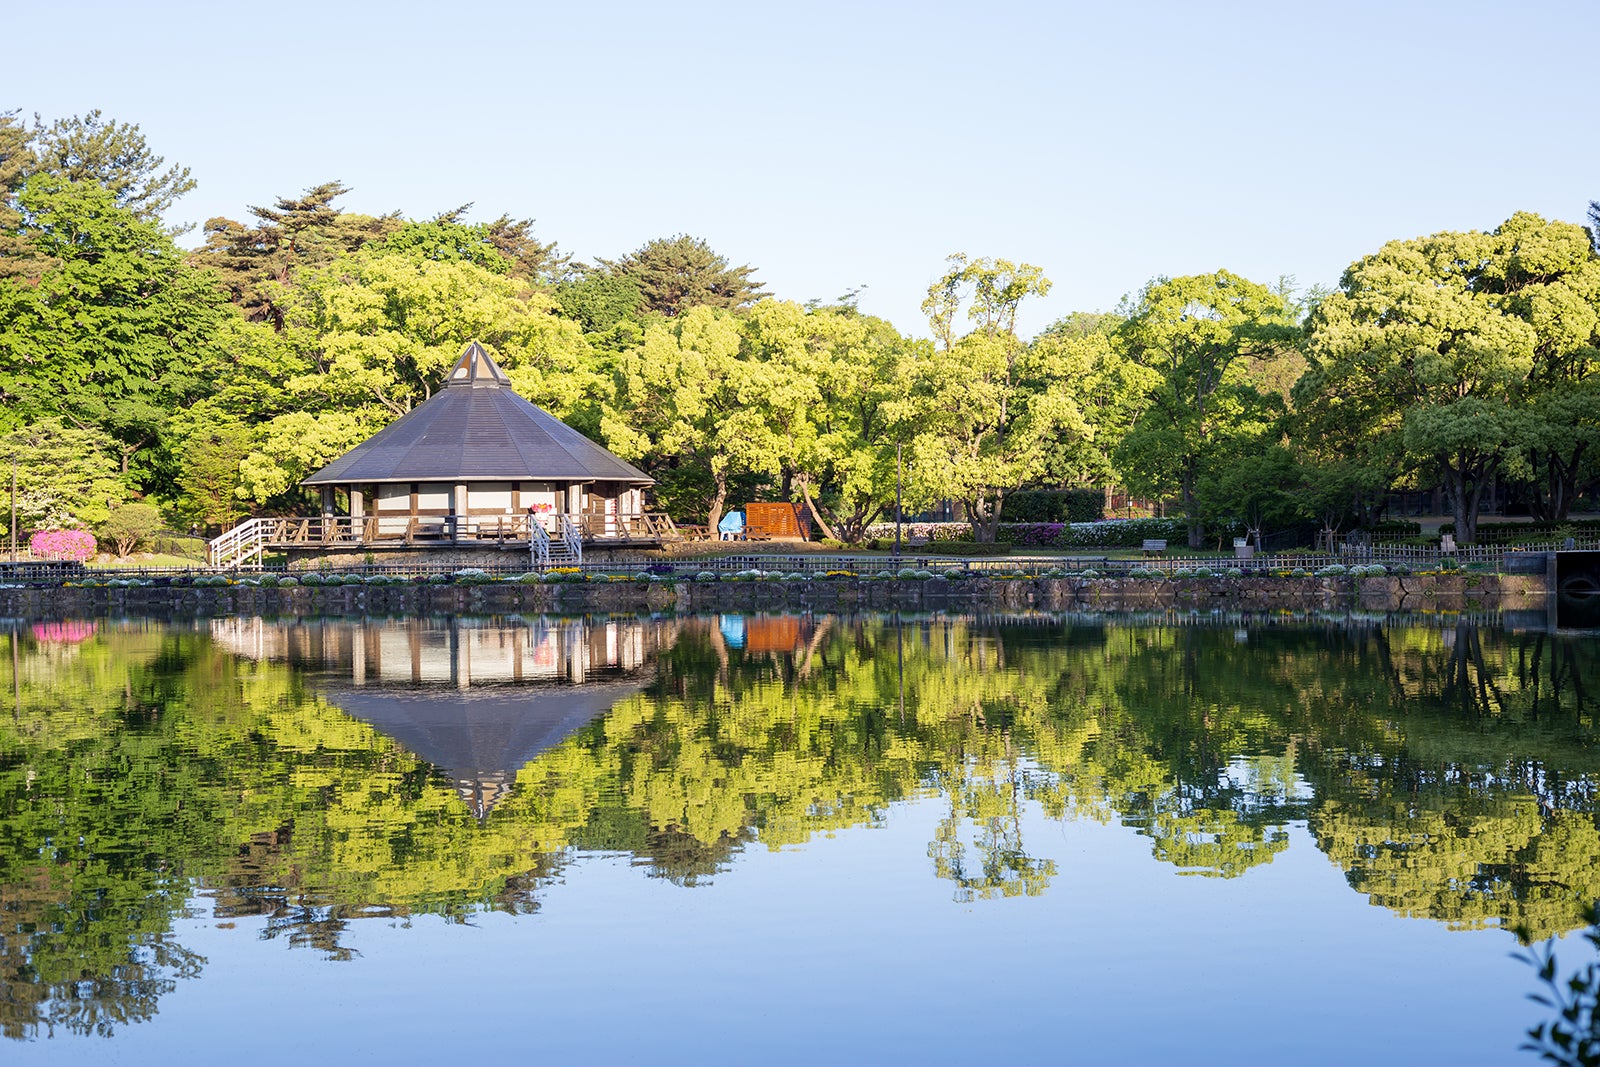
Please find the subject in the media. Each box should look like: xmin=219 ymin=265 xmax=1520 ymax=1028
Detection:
xmin=210 ymin=616 xmax=674 ymax=814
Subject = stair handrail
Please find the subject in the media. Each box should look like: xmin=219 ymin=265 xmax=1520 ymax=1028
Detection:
xmin=207 ymin=517 xmax=268 ymax=569
xmin=531 ymin=518 xmax=551 ymax=569
xmin=559 ymin=513 xmax=583 ymax=564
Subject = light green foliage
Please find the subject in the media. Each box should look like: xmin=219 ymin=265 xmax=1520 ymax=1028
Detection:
xmin=1030 ymin=319 xmax=1156 ymax=489
xmin=603 ymin=305 xmax=779 ymax=529
xmin=287 ymin=248 xmax=596 ymax=420
xmin=236 ymin=410 xmax=376 ymax=506
xmin=375 ymin=216 xmax=513 ymax=273
xmin=1113 ymin=271 xmax=1299 ymax=548
xmin=893 ymin=255 xmax=1090 ymax=542
xmin=1301 ymin=213 xmax=1600 ymax=540
xmin=739 ymin=301 xmax=909 ymax=542
xmin=0 ymin=418 xmax=131 ymax=530
xmin=99 ymin=501 xmax=165 ymax=557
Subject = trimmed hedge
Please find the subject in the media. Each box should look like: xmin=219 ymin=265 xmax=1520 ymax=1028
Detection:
xmin=1368 ymin=519 xmax=1421 ymax=540
xmin=1000 ymin=489 xmax=1104 ymax=524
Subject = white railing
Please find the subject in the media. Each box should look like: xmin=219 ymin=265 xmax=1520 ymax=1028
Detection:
xmin=531 ymin=521 xmax=551 ymax=568
xmin=559 ymin=514 xmax=583 ymax=564
xmin=208 ymin=518 xmax=269 ymax=569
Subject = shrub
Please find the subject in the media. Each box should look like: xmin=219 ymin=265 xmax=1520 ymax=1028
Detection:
xmin=100 ymin=503 xmax=165 ymax=557
xmin=30 ymin=528 xmax=96 ymax=562
xmin=694 ymin=571 xmax=719 ymax=582
xmin=1079 ymin=568 xmax=1100 ymax=579
xmin=1315 ymin=564 xmax=1348 ymax=577
xmin=277 ymin=576 xmax=299 ymax=587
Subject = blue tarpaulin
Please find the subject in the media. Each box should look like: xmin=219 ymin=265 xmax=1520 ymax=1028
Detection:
xmin=717 ymin=510 xmax=746 ymax=539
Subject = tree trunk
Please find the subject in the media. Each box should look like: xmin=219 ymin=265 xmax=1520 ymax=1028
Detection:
xmin=969 ymin=492 xmax=1004 ymax=543
xmin=798 ymin=475 xmax=839 ymax=542
xmin=1443 ymin=461 xmax=1490 ymax=544
xmin=1181 ymin=470 xmax=1204 ymax=549
xmin=706 ymin=471 xmax=729 ymax=536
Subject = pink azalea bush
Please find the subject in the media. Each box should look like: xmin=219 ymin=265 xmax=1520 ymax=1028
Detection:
xmin=30 ymin=528 xmax=97 ymax=562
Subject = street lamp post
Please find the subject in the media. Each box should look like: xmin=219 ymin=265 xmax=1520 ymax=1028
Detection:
xmin=894 ymin=443 xmax=903 ymax=556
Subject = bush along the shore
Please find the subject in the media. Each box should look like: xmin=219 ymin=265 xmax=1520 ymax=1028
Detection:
xmin=862 ymin=517 xmax=1246 ymax=549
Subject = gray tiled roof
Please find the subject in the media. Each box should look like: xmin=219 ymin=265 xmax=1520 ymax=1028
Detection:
xmin=302 ymin=343 xmax=652 ymax=486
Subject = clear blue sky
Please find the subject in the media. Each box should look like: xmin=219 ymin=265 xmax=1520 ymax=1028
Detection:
xmin=10 ymin=0 xmax=1596 ymax=338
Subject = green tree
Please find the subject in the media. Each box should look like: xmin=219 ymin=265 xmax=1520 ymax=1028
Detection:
xmin=739 ymin=300 xmax=908 ymax=542
xmin=99 ymin=501 xmax=165 ymax=557
xmin=597 ymin=234 xmax=766 ymax=316
xmin=602 ymin=305 xmax=781 ymax=529
xmin=1195 ymin=440 xmax=1299 ymax=549
xmin=0 ymin=176 xmax=228 ymax=478
xmin=193 ymin=181 xmax=399 ymax=329
xmin=29 ymin=110 xmax=195 ymax=221
xmin=1301 ymin=214 xmax=1596 ymax=540
xmin=0 ymin=418 xmax=130 ymax=530
xmin=0 ymin=111 xmax=37 ymax=278
xmin=1112 ymin=271 xmax=1299 ymax=548
xmin=890 ymin=256 xmax=1090 ymax=542
xmin=166 ymin=405 xmax=255 ymax=529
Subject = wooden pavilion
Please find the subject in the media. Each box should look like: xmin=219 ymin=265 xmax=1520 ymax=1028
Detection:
xmin=209 ymin=342 xmax=675 ymax=567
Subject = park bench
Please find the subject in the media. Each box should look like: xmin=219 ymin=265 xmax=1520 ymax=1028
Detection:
xmin=1142 ymin=539 xmax=1167 ymax=556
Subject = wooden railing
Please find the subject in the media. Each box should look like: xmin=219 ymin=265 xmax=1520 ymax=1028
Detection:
xmin=574 ymin=512 xmax=680 ymax=542
xmin=213 ymin=513 xmax=679 ymax=562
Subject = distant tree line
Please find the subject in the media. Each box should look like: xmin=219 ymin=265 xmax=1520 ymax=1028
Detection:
xmin=0 ymin=108 xmax=1597 ymax=549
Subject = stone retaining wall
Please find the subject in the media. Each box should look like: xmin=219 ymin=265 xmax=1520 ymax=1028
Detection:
xmin=0 ymin=573 xmax=1549 ymax=619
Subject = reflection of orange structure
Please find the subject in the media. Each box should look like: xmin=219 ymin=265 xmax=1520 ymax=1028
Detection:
xmin=744 ymin=616 xmax=803 ymax=653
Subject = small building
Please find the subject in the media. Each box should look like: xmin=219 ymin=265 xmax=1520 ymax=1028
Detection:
xmin=209 ymin=342 xmax=675 ymax=568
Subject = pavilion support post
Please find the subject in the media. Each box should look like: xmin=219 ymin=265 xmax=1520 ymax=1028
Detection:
xmin=350 ymin=488 xmax=365 ymax=544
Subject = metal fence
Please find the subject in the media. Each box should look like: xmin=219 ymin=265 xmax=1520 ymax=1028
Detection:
xmin=28 ymin=537 xmax=1578 ymax=585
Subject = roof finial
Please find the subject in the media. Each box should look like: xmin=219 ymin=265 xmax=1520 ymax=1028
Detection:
xmin=446 ymin=341 xmax=513 ymax=388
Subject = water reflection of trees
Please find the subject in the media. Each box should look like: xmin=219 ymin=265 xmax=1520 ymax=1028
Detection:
xmin=2 ymin=612 xmax=1599 ymax=1038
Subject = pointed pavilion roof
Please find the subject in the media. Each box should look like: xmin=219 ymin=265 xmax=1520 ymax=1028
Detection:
xmin=303 ymin=342 xmax=651 ymax=486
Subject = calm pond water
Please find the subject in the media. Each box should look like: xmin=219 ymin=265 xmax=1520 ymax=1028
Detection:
xmin=2 ymin=610 xmax=1598 ymax=1065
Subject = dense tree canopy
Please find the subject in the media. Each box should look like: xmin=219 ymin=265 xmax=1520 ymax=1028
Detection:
xmin=2 ymin=105 xmax=1599 ymax=547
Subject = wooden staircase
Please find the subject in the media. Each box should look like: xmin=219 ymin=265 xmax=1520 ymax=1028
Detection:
xmin=532 ymin=516 xmax=582 ymax=568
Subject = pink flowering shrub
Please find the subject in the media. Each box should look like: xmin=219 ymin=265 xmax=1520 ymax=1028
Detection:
xmin=30 ymin=528 xmax=97 ymax=562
